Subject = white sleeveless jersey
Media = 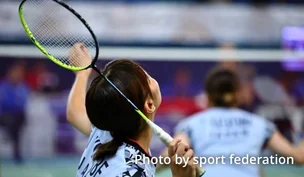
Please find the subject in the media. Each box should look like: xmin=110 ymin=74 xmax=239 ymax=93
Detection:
xmin=76 ymin=126 xmax=156 ymax=177
xmin=174 ymin=107 xmax=276 ymax=177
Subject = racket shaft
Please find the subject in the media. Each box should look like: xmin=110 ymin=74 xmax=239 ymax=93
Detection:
xmin=147 ymin=120 xmax=173 ymax=145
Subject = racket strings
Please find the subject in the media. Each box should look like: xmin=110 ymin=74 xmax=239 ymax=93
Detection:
xmin=21 ymin=0 xmax=96 ymax=68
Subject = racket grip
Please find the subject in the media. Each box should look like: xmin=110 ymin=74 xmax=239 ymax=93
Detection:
xmin=196 ymin=166 xmax=206 ymax=177
xmin=149 ymin=121 xmax=173 ymax=146
xmin=146 ymin=120 xmax=206 ymax=176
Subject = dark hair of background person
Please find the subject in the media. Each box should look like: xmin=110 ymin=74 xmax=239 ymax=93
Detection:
xmin=204 ymin=66 xmax=240 ymax=107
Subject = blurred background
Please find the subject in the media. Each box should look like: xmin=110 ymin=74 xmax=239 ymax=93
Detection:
xmin=1 ymin=0 xmax=304 ymax=177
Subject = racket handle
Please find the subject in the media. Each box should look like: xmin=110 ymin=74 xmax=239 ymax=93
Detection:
xmin=146 ymin=119 xmax=173 ymax=145
xmin=146 ymin=120 xmax=206 ymax=176
xmin=196 ymin=166 xmax=206 ymax=177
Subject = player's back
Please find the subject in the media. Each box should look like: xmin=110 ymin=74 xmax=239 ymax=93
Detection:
xmin=175 ymin=107 xmax=275 ymax=177
xmin=76 ymin=127 xmax=155 ymax=177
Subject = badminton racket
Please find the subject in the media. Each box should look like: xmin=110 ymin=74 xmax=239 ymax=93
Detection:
xmin=18 ymin=0 xmax=205 ymax=176
xmin=253 ymin=76 xmax=293 ymax=105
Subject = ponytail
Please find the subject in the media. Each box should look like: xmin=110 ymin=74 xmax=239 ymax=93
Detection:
xmin=205 ymin=67 xmax=240 ymax=108
xmin=222 ymin=93 xmax=237 ymax=107
xmin=211 ymin=93 xmax=237 ymax=107
xmin=93 ymin=133 xmax=124 ymax=161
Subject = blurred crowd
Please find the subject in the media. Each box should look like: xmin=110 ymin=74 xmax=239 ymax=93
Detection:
xmin=0 ymin=61 xmax=63 ymax=163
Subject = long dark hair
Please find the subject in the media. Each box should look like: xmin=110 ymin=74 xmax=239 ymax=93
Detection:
xmin=85 ymin=59 xmax=152 ymax=160
xmin=204 ymin=66 xmax=240 ymax=107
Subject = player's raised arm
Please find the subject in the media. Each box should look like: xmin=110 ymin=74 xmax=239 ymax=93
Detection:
xmin=66 ymin=44 xmax=92 ymax=136
xmin=267 ymin=130 xmax=304 ymax=165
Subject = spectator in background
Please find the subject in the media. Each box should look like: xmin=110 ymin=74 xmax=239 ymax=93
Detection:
xmin=26 ymin=62 xmax=60 ymax=93
xmin=161 ymin=67 xmax=197 ymax=97
xmin=158 ymin=67 xmax=201 ymax=119
xmin=26 ymin=62 xmax=47 ymax=91
xmin=25 ymin=64 xmax=60 ymax=157
xmin=0 ymin=61 xmax=30 ymax=164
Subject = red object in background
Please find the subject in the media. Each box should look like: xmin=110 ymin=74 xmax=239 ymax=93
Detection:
xmin=157 ymin=96 xmax=203 ymax=118
xmin=25 ymin=63 xmax=47 ymax=91
xmin=26 ymin=71 xmax=39 ymax=90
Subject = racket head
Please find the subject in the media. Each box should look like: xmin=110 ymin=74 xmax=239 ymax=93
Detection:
xmin=253 ymin=76 xmax=290 ymax=104
xmin=18 ymin=0 xmax=99 ymax=71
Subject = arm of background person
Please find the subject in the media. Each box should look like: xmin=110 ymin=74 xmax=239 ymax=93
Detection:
xmin=267 ymin=130 xmax=304 ymax=165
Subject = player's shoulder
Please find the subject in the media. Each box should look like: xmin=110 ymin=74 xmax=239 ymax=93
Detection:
xmin=79 ymin=135 xmax=155 ymax=177
xmin=183 ymin=110 xmax=210 ymax=122
xmin=233 ymin=108 xmax=269 ymax=125
xmin=88 ymin=126 xmax=112 ymax=145
xmin=174 ymin=112 xmax=201 ymax=129
xmin=111 ymin=164 xmax=154 ymax=177
xmin=112 ymin=157 xmax=154 ymax=177
xmin=234 ymin=108 xmax=260 ymax=117
xmin=110 ymin=141 xmax=155 ymax=177
xmin=181 ymin=108 xmax=232 ymax=123
xmin=177 ymin=108 xmax=227 ymax=126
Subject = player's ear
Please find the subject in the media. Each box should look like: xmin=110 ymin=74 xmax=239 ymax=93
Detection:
xmin=144 ymin=97 xmax=156 ymax=114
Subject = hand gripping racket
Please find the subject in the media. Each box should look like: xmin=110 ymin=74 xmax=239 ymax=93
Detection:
xmin=19 ymin=0 xmax=205 ymax=176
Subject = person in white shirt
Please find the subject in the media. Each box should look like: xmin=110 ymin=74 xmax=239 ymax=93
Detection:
xmin=157 ymin=66 xmax=304 ymax=177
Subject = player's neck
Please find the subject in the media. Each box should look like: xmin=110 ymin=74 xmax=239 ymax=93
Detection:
xmin=133 ymin=128 xmax=152 ymax=153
